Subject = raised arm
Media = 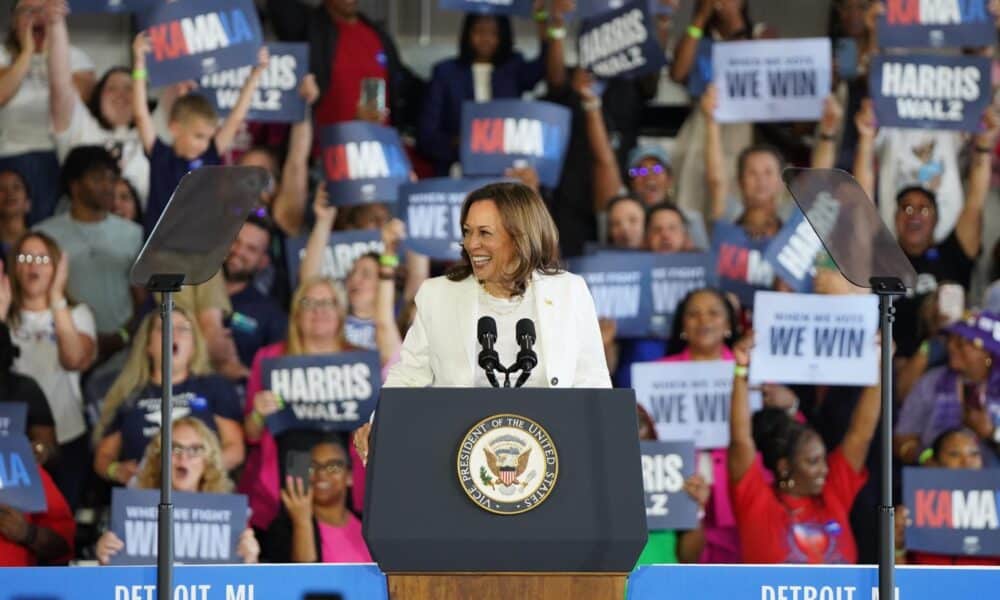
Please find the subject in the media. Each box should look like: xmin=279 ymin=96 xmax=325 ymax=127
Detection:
xmin=0 ymin=21 xmax=35 ymax=107
xmin=375 ymin=220 xmax=404 ymax=366
xmin=728 ymin=334 xmax=756 ymax=482
xmin=954 ymin=107 xmax=999 ymax=258
xmin=811 ymin=95 xmax=844 ymax=169
xmin=851 ymin=98 xmax=877 ymax=201
xmin=701 ymin=84 xmax=727 ymax=222
xmin=839 ymin=372 xmax=881 ymax=472
xmin=670 ymin=0 xmax=713 ymax=83
xmin=50 ymin=256 xmax=95 ymax=371
xmin=46 ymin=0 xmax=75 ymax=133
xmin=270 ymin=74 xmax=319 ymax=236
xmin=541 ymin=0 xmax=571 ymax=92
xmin=215 ymin=47 xmax=269 ymax=154
xmin=572 ymin=69 xmax=623 ymax=212
xmin=131 ymin=33 xmax=156 ymax=154
xmin=299 ymin=184 xmax=336 ymax=283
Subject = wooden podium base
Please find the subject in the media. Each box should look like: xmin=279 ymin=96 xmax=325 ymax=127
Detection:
xmin=386 ymin=572 xmax=627 ymax=600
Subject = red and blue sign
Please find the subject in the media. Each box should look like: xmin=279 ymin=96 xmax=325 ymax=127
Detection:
xmin=320 ymin=122 xmax=411 ymax=206
xmin=878 ymin=0 xmax=993 ymax=48
xmin=460 ymin=100 xmax=572 ymax=188
xmin=712 ymin=222 xmax=776 ymax=307
xmin=69 ymin=0 xmax=156 ymax=13
xmin=904 ymin=467 xmax=1000 ymax=557
xmin=139 ymin=0 xmax=264 ymax=88
xmin=438 ymin=0 xmax=533 ymax=15
xmin=0 ymin=433 xmax=47 ymax=513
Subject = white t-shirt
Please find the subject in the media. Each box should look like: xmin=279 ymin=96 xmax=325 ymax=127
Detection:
xmin=473 ymin=285 xmax=546 ymax=388
xmin=876 ymin=128 xmax=964 ymax=243
xmin=11 ymin=304 xmax=96 ymax=443
xmin=0 ymin=45 xmax=95 ymax=157
xmin=472 ymin=63 xmax=493 ymax=102
xmin=55 ymin=97 xmax=150 ymax=206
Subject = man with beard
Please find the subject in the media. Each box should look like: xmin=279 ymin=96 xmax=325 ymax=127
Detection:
xmin=220 ymin=215 xmax=287 ymax=376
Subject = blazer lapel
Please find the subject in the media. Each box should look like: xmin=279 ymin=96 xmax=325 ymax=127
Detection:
xmin=455 ymin=276 xmax=479 ymax=386
xmin=532 ymin=273 xmax=557 ymax=386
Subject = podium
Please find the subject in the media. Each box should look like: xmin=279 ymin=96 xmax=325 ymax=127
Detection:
xmin=363 ymin=388 xmax=647 ymax=600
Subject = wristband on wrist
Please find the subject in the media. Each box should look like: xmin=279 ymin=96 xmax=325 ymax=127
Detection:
xmin=547 ymin=26 xmax=567 ymax=41
xmin=250 ymin=410 xmax=264 ymax=426
xmin=118 ymin=327 xmax=130 ymax=345
xmin=687 ymin=25 xmax=704 ymax=39
xmin=50 ymin=297 xmax=68 ymax=311
xmin=132 ymin=68 xmax=147 ymax=81
xmin=975 ymin=145 xmax=992 ymax=154
xmin=734 ymin=364 xmax=749 ymax=378
xmin=917 ymin=447 xmax=934 ymax=465
xmin=582 ymin=98 xmax=602 ymax=112
xmin=818 ymin=132 xmax=836 ymax=141
xmin=379 ymin=254 xmax=400 ymax=268
xmin=107 ymin=461 xmax=120 ymax=481
xmin=533 ymin=9 xmax=549 ymax=23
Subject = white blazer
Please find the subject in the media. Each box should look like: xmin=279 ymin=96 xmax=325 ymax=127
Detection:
xmin=384 ymin=271 xmax=612 ymax=389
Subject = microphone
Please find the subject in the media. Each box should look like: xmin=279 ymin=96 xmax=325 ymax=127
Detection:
xmin=513 ymin=319 xmax=537 ymax=388
xmin=477 ymin=316 xmax=502 ymax=388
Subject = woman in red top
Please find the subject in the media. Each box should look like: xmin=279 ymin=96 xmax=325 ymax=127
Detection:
xmin=0 ymin=466 xmax=74 ymax=566
xmin=728 ymin=339 xmax=881 ymax=563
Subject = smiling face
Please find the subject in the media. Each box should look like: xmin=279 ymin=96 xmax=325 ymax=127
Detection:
xmin=346 ymin=255 xmax=378 ymax=316
xmin=296 ymin=282 xmax=343 ymax=346
xmin=629 ymin=157 xmax=673 ymax=206
xmin=223 ymin=222 xmax=270 ymax=283
xmin=783 ymin=431 xmax=829 ymax=496
xmin=934 ymin=430 xmax=983 ymax=470
xmin=894 ymin=190 xmax=936 ymax=254
xmin=170 ymin=424 xmax=207 ymax=493
xmin=608 ymin=198 xmax=645 ymax=250
xmin=100 ymin=71 xmax=134 ymax=129
xmin=739 ymin=151 xmax=783 ymax=212
xmin=462 ymin=199 xmax=516 ymax=288
xmin=168 ymin=116 xmax=216 ymax=161
xmin=14 ymin=236 xmax=54 ymax=301
xmin=310 ymin=442 xmax=351 ymax=507
xmin=645 ymin=208 xmax=689 ymax=254
xmin=148 ymin=312 xmax=196 ymax=378
xmin=681 ymin=290 xmax=730 ymax=356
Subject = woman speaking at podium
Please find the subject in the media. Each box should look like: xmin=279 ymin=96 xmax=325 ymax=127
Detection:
xmin=356 ymin=182 xmax=610 ymax=459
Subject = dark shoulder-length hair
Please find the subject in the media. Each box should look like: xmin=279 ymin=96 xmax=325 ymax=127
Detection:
xmin=458 ymin=14 xmax=514 ymax=66
xmin=665 ymin=287 xmax=738 ymax=355
xmin=446 ymin=182 xmax=561 ymax=297
xmin=88 ymin=66 xmax=133 ymax=130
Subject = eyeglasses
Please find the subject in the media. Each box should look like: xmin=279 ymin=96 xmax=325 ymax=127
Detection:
xmin=900 ymin=205 xmax=933 ymax=217
xmin=171 ymin=443 xmax=206 ymax=458
xmin=16 ymin=253 xmax=50 ymax=265
xmin=299 ymin=297 xmax=338 ymax=312
xmin=309 ymin=459 xmax=348 ymax=476
xmin=628 ymin=164 xmax=665 ymax=178
xmin=152 ymin=324 xmax=194 ymax=335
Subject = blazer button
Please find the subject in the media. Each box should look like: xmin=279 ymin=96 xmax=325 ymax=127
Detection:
xmin=550 ymin=377 xmax=559 ymax=386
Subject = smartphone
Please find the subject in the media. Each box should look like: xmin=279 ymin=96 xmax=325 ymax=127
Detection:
xmin=835 ymin=38 xmax=858 ymax=80
xmin=938 ymin=283 xmax=964 ymax=326
xmin=286 ymin=451 xmax=312 ymax=493
xmin=359 ymin=78 xmax=387 ymax=113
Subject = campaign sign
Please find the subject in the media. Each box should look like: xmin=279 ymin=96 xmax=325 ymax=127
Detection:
xmin=750 ymin=291 xmax=878 ymax=386
xmin=578 ymin=0 xmax=667 ymax=80
xmin=0 ymin=403 xmax=27 ymax=435
xmin=139 ymin=0 xmax=264 ymax=88
xmin=763 ymin=191 xmax=841 ymax=292
xmin=0 ymin=434 xmax=46 ymax=513
xmin=284 ymin=229 xmax=384 ymax=290
xmin=632 ymin=360 xmax=734 ymax=449
xmin=200 ymin=43 xmax=307 ymax=123
xmin=438 ymin=0 xmax=533 ymax=15
xmin=568 ymin=252 xmax=653 ymax=339
xmin=345 ymin=315 xmax=377 ymax=352
xmin=262 ymin=352 xmax=381 ymax=436
xmin=573 ymin=0 xmax=675 ymax=20
xmin=903 ymin=467 xmax=1000 ymax=557
xmin=460 ymin=100 xmax=572 ymax=188
xmin=712 ymin=38 xmax=831 ymax=124
xmin=640 ymin=440 xmax=699 ymax=530
xmin=712 ymin=221 xmax=775 ymax=307
xmin=320 ymin=122 xmax=411 ymax=205
xmin=870 ymin=54 xmax=991 ymax=132
xmin=879 ymin=0 xmax=993 ymax=49
xmin=397 ymin=178 xmax=499 ymax=260
xmin=109 ymin=488 xmax=247 ymax=565
xmin=649 ymin=253 xmax=717 ymax=338
xmin=69 ymin=0 xmax=156 ymax=12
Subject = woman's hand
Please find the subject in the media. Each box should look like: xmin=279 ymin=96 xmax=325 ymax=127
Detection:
xmin=132 ymin=32 xmax=150 ymax=69
xmin=732 ymin=330 xmax=754 ymax=367
xmin=381 ymin=218 xmax=406 ymax=257
xmin=699 ymin=83 xmax=718 ymax=121
xmin=16 ymin=17 xmax=36 ymax=56
xmin=762 ymin=384 xmax=798 ymax=413
xmin=280 ymin=475 xmax=313 ymax=525
xmin=236 ymin=528 xmax=260 ymax=564
xmin=503 ymin=165 xmax=540 ymax=193
xmin=49 ymin=253 xmax=69 ymax=307
xmin=253 ymin=391 xmax=281 ymax=418
xmin=353 ymin=423 xmax=371 ymax=466
xmin=819 ymin=94 xmax=843 ymax=137
xmin=299 ymin=73 xmax=319 ymax=106
xmin=0 ymin=505 xmax=29 ymax=545
xmin=855 ymin=98 xmax=877 ymax=140
xmin=682 ymin=473 xmax=710 ymax=509
xmin=312 ymin=182 xmax=336 ymax=224
xmin=95 ymin=531 xmax=124 ymax=565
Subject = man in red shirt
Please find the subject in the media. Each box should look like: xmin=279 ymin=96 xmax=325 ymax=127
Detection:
xmin=0 ymin=467 xmax=75 ymax=566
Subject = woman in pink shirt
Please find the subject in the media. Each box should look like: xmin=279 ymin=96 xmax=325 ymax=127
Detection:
xmin=264 ymin=437 xmax=372 ymax=563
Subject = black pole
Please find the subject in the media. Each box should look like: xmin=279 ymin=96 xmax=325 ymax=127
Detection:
xmin=158 ymin=290 xmax=174 ymax=600
xmin=871 ymin=278 xmax=904 ymax=600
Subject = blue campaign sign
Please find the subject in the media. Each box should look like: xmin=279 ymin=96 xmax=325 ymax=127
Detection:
xmin=903 ymin=467 xmax=1000 ymax=557
xmin=568 ymin=252 xmax=654 ymax=339
xmin=712 ymin=222 xmax=775 ymax=307
xmin=109 ymin=489 xmax=248 ymax=565
xmin=878 ymin=0 xmax=993 ymax=48
xmin=870 ymin=54 xmax=991 ymax=132
xmin=0 ymin=402 xmax=27 ymax=435
xmin=648 ymin=253 xmax=717 ymax=338
xmin=764 ymin=209 xmax=820 ymax=293
xmin=0 ymin=563 xmax=387 ymax=600
xmin=139 ymin=0 xmax=264 ymax=88
xmin=578 ymin=0 xmax=667 ymax=80
xmin=69 ymin=0 xmax=156 ymax=13
xmin=320 ymin=122 xmax=412 ymax=205
xmin=397 ymin=177 xmax=499 ymax=260
xmin=262 ymin=352 xmax=382 ymax=436
xmin=200 ymin=42 xmax=307 ymax=123
xmin=439 ymin=0 xmax=534 ymax=15
xmin=627 ymin=564 xmax=1000 ymax=600
xmin=573 ymin=0 xmax=675 ymax=20
xmin=640 ymin=440 xmax=698 ymax=530
xmin=284 ymin=229 xmax=384 ymax=290
xmin=0 ymin=434 xmax=47 ymax=513
xmin=460 ymin=100 xmax=572 ymax=188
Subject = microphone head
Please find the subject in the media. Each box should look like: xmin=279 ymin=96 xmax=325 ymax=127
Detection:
xmin=516 ymin=318 xmax=535 ymax=342
xmin=478 ymin=316 xmax=497 ymax=338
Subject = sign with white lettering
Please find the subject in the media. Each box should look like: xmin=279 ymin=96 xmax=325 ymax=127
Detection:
xmin=109 ymin=489 xmax=248 ymax=565
xmin=878 ymin=0 xmax=994 ymax=48
xmin=0 ymin=403 xmax=27 ymax=435
xmin=749 ymin=291 xmax=878 ymax=386
xmin=632 ymin=360 xmax=734 ymax=449
xmin=0 ymin=433 xmax=46 ymax=513
xmin=438 ymin=0 xmax=534 ymax=15
xmin=569 ymin=252 xmax=654 ymax=339
xmin=262 ymin=352 xmax=382 ymax=435
xmin=200 ymin=42 xmax=307 ymax=123
xmin=712 ymin=222 xmax=775 ymax=307
xmin=578 ymin=0 xmax=667 ymax=79
xmin=763 ymin=193 xmax=841 ymax=292
xmin=640 ymin=440 xmax=698 ymax=530
xmin=712 ymin=38 xmax=831 ymax=123
xmin=397 ymin=178 xmax=502 ymax=260
xmin=69 ymin=0 xmax=155 ymax=12
xmin=649 ymin=253 xmax=717 ymax=338
xmin=870 ymin=54 xmax=991 ymax=132
xmin=904 ymin=467 xmax=1000 ymax=557
xmin=320 ymin=122 xmax=412 ymax=205
xmin=284 ymin=229 xmax=384 ymax=290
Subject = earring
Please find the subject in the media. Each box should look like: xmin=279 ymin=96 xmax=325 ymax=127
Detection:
xmin=987 ymin=357 xmax=993 ymax=369
xmin=725 ymin=330 xmax=732 ymax=338
xmin=680 ymin=332 xmax=688 ymax=340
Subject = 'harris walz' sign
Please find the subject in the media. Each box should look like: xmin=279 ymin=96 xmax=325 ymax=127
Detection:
xmin=870 ymin=54 xmax=991 ymax=132
xmin=139 ymin=0 xmax=264 ymax=88
xmin=262 ymin=352 xmax=382 ymax=435
xmin=578 ymin=0 xmax=667 ymax=79
xmin=110 ymin=489 xmax=248 ymax=565
xmin=284 ymin=229 xmax=384 ymax=290
xmin=320 ymin=122 xmax=412 ymax=205
xmin=641 ymin=440 xmax=699 ymax=530
xmin=200 ymin=43 xmax=307 ymax=123
xmin=460 ymin=100 xmax=572 ymax=188
xmin=438 ymin=0 xmax=533 ymax=15
xmin=904 ymin=467 xmax=1000 ymax=557
xmin=878 ymin=0 xmax=994 ymax=48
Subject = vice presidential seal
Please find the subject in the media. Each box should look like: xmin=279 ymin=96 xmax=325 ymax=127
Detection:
xmin=457 ymin=414 xmax=558 ymax=515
